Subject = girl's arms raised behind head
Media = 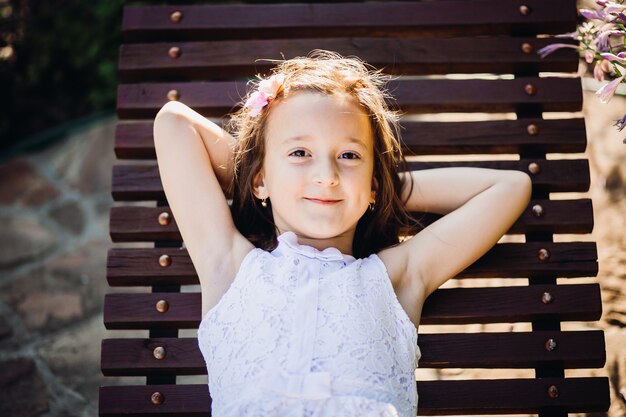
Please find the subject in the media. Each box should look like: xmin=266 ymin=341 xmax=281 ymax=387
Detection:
xmin=153 ymin=102 xmax=254 ymax=317
xmin=381 ymin=168 xmax=532 ymax=302
xmin=399 ymin=167 xmax=529 ymax=215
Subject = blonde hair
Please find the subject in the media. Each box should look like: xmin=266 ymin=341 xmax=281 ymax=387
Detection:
xmin=224 ymin=49 xmax=421 ymax=257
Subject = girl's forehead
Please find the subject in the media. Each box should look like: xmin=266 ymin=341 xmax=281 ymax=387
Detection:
xmin=266 ymin=91 xmax=374 ymax=146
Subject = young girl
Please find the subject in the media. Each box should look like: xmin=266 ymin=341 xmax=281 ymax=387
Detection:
xmin=153 ymin=50 xmax=532 ymax=417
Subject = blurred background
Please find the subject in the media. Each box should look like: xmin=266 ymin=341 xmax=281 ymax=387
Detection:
xmin=0 ymin=0 xmax=123 ymax=160
xmin=1 ymin=1 xmax=625 ymax=416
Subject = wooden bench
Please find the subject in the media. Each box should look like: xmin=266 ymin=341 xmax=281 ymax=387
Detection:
xmin=100 ymin=0 xmax=611 ymax=415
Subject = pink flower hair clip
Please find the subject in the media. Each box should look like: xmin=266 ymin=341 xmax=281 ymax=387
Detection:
xmin=244 ymin=73 xmax=286 ymax=117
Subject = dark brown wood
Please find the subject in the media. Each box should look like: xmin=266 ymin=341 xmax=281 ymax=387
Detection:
xmin=111 ymin=159 xmax=589 ymax=202
xmin=103 ymin=284 xmax=602 ymax=329
xmin=108 ymin=199 xmax=594 ymax=247
xmin=121 ymin=0 xmax=577 ymax=42
xmin=118 ymin=37 xmax=578 ymax=82
xmin=416 ymin=377 xmax=610 ymax=415
xmin=116 ymin=77 xmax=583 ymax=119
xmin=102 ymin=337 xmax=207 ymax=376
xmin=106 ymin=241 xmax=597 ymax=286
xmin=417 ymin=199 xmax=594 ymax=235
xmin=403 ymin=159 xmax=590 ymax=194
xmin=115 ymin=118 xmax=587 ymax=160
xmin=101 ymin=330 xmax=605 ymax=376
xmin=98 ymin=377 xmax=609 ymax=416
xmin=102 ymin=1 xmax=609 ymax=416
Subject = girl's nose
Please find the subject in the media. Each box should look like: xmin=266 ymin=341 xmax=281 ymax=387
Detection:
xmin=313 ymin=158 xmax=339 ymax=186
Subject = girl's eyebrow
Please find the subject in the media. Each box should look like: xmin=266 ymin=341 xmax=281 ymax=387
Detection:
xmin=282 ymin=135 xmax=367 ymax=148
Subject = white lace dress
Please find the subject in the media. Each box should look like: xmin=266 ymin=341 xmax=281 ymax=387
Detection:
xmin=197 ymin=231 xmax=421 ymax=417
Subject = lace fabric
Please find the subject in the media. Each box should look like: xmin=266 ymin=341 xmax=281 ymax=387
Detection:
xmin=197 ymin=231 xmax=421 ymax=417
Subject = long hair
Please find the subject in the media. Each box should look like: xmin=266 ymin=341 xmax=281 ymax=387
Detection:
xmin=223 ymin=49 xmax=423 ymax=258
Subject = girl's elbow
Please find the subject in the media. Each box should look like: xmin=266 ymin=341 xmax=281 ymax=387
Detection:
xmin=510 ymin=170 xmax=533 ymax=204
xmin=155 ymin=101 xmax=187 ymax=122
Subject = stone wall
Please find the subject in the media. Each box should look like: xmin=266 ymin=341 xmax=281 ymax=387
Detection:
xmin=0 ymin=90 xmax=624 ymax=416
xmin=0 ymin=116 xmax=144 ymax=417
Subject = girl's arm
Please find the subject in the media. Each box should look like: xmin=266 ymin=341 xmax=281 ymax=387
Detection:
xmin=153 ymin=101 xmax=253 ymax=316
xmin=157 ymin=101 xmax=237 ymax=197
xmin=388 ymin=168 xmax=532 ymax=299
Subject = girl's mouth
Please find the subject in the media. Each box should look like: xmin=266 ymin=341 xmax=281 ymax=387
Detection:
xmin=305 ymin=198 xmax=342 ymax=205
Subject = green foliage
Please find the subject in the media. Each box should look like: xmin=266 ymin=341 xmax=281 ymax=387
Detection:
xmin=1 ymin=0 xmax=124 ymax=148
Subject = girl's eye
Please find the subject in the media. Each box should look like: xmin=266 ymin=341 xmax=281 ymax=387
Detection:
xmin=289 ymin=149 xmax=309 ymax=157
xmin=340 ymin=152 xmax=360 ymax=160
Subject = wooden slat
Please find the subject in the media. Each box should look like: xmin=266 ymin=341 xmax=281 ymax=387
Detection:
xmin=404 ymin=159 xmax=590 ymax=193
xmin=115 ymin=118 xmax=588 ymax=159
xmin=98 ymin=377 xmax=610 ymax=416
xmin=106 ymin=241 xmax=597 ymax=287
xmin=121 ymin=0 xmax=577 ymax=42
xmin=118 ymin=37 xmax=578 ymax=82
xmin=107 ymin=199 xmax=594 ymax=247
xmin=414 ymin=199 xmax=594 ymax=235
xmin=101 ymin=330 xmax=606 ymax=376
xmin=103 ymin=284 xmax=602 ymax=329
xmin=111 ymin=159 xmax=590 ymax=202
xmin=116 ymin=77 xmax=583 ymax=119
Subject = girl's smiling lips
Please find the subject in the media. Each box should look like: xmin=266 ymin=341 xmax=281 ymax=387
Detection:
xmin=304 ymin=197 xmax=342 ymax=205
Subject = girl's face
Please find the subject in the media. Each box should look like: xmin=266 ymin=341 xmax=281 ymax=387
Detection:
xmin=254 ymin=91 xmax=376 ymax=252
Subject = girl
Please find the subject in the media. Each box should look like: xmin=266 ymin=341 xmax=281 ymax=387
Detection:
xmin=153 ymin=50 xmax=532 ymax=417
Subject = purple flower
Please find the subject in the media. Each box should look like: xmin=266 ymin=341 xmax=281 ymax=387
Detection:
xmin=600 ymin=52 xmax=626 ymax=65
xmin=596 ymin=28 xmax=623 ymax=50
xmin=536 ymin=43 xmax=579 ymax=58
xmin=580 ymin=8 xmax=607 ymax=20
xmin=605 ymin=3 xmax=626 ymax=14
xmin=554 ymin=30 xmax=579 ymax=39
xmin=596 ymin=75 xmax=625 ymax=103
xmin=594 ymin=60 xmax=607 ymax=81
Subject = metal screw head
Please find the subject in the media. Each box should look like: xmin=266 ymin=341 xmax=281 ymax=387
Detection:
xmin=153 ymin=346 xmax=166 ymax=360
xmin=170 ymin=11 xmax=183 ymax=23
xmin=545 ymin=338 xmax=557 ymax=352
xmin=541 ymin=292 xmax=553 ymax=304
xmin=524 ymin=83 xmax=537 ymax=96
xmin=167 ymin=89 xmax=180 ymax=101
xmin=547 ymin=385 xmax=559 ymax=398
xmin=531 ymin=204 xmax=543 ymax=217
xmin=528 ymin=162 xmax=541 ymax=175
xmin=158 ymin=211 xmax=171 ymax=226
xmin=538 ymin=248 xmax=551 ymax=261
xmin=151 ymin=391 xmax=164 ymax=405
xmin=159 ymin=254 xmax=172 ymax=267
xmin=519 ymin=5 xmax=531 ymax=15
xmin=168 ymin=46 xmax=181 ymax=59
xmin=526 ymin=123 xmax=540 ymax=136
xmin=521 ymin=42 xmax=533 ymax=54
xmin=156 ymin=299 xmax=169 ymax=313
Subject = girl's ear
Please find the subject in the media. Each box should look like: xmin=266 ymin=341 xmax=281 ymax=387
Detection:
xmin=371 ymin=176 xmax=379 ymax=202
xmin=253 ymin=170 xmax=268 ymax=199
